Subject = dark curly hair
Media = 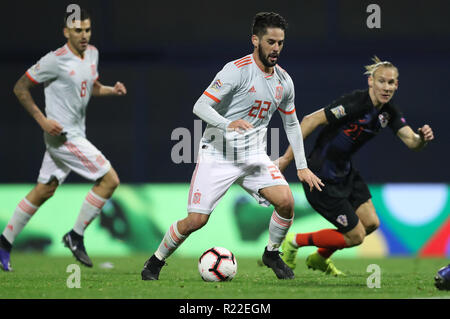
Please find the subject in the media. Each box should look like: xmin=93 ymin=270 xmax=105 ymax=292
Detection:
xmin=252 ymin=12 xmax=288 ymax=38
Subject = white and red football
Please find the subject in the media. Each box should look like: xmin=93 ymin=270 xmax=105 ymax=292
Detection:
xmin=198 ymin=247 xmax=237 ymax=282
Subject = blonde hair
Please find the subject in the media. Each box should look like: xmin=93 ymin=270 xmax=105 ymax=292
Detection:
xmin=364 ymin=56 xmax=399 ymax=77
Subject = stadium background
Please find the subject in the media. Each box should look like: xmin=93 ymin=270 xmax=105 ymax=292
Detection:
xmin=0 ymin=0 xmax=448 ymax=258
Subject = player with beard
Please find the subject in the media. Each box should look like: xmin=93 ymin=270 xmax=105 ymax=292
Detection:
xmin=277 ymin=57 xmax=434 ymax=275
xmin=0 ymin=8 xmax=127 ymax=271
xmin=141 ymin=12 xmax=323 ymax=281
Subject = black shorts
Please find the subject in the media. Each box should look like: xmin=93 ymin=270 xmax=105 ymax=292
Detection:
xmin=302 ymin=168 xmax=371 ymax=233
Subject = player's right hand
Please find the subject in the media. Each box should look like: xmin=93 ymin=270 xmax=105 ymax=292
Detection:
xmin=297 ymin=168 xmax=324 ymax=192
xmin=227 ymin=119 xmax=253 ymax=134
xmin=41 ymin=118 xmax=64 ymax=136
xmin=418 ymin=124 xmax=434 ymax=142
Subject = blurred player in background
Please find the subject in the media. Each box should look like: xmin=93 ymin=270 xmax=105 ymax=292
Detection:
xmin=141 ymin=12 xmax=323 ymax=281
xmin=277 ymin=57 xmax=434 ymax=275
xmin=0 ymin=8 xmax=127 ymax=271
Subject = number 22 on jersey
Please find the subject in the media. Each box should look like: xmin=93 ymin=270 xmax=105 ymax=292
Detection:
xmin=248 ymin=100 xmax=272 ymax=119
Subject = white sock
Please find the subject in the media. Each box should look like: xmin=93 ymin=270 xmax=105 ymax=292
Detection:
xmin=2 ymin=198 xmax=37 ymax=244
xmin=267 ymin=210 xmax=293 ymax=251
xmin=73 ymin=190 xmax=106 ymax=236
xmin=154 ymin=221 xmax=187 ymax=261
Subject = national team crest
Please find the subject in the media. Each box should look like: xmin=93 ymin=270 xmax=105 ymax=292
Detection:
xmin=336 ymin=214 xmax=348 ymax=227
xmin=91 ymin=64 xmax=96 ymax=77
xmin=275 ymin=85 xmax=283 ymax=100
xmin=193 ymin=192 xmax=202 ymax=204
xmin=378 ymin=112 xmax=391 ymax=128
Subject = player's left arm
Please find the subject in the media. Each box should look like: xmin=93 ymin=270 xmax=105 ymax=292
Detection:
xmin=93 ymin=80 xmax=127 ymax=97
xmin=396 ymin=124 xmax=434 ymax=151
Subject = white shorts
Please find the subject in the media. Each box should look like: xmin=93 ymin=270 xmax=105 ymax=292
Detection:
xmin=37 ymin=136 xmax=111 ymax=185
xmin=187 ymin=153 xmax=288 ymax=215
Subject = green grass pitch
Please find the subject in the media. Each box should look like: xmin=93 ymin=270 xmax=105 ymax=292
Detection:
xmin=0 ymin=253 xmax=449 ymax=299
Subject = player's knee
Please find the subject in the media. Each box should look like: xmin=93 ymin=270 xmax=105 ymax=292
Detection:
xmin=37 ymin=182 xmax=58 ymax=200
xmin=100 ymin=170 xmax=120 ymax=191
xmin=365 ymin=220 xmax=380 ymax=235
xmin=41 ymin=188 xmax=56 ymax=200
xmin=106 ymin=170 xmax=120 ymax=189
xmin=274 ymin=196 xmax=294 ymax=219
xmin=110 ymin=174 xmax=120 ymax=190
xmin=345 ymin=229 xmax=366 ymax=247
xmin=354 ymin=233 xmax=365 ymax=246
xmin=184 ymin=213 xmax=209 ymax=234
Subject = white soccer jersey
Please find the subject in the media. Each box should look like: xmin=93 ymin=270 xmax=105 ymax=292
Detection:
xmin=26 ymin=43 xmax=99 ymax=139
xmin=195 ymin=53 xmax=306 ymax=168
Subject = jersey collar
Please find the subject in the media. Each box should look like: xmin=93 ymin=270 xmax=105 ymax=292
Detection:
xmin=65 ymin=43 xmax=85 ymax=60
xmin=251 ymin=53 xmax=275 ymax=79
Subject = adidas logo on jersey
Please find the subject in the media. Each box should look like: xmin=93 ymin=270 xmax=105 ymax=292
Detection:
xmin=69 ymin=70 xmax=76 ymax=76
xmin=248 ymin=86 xmax=256 ymax=93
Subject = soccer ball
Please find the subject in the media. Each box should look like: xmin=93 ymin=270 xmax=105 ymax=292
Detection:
xmin=434 ymin=264 xmax=450 ymax=290
xmin=198 ymin=247 xmax=237 ymax=282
